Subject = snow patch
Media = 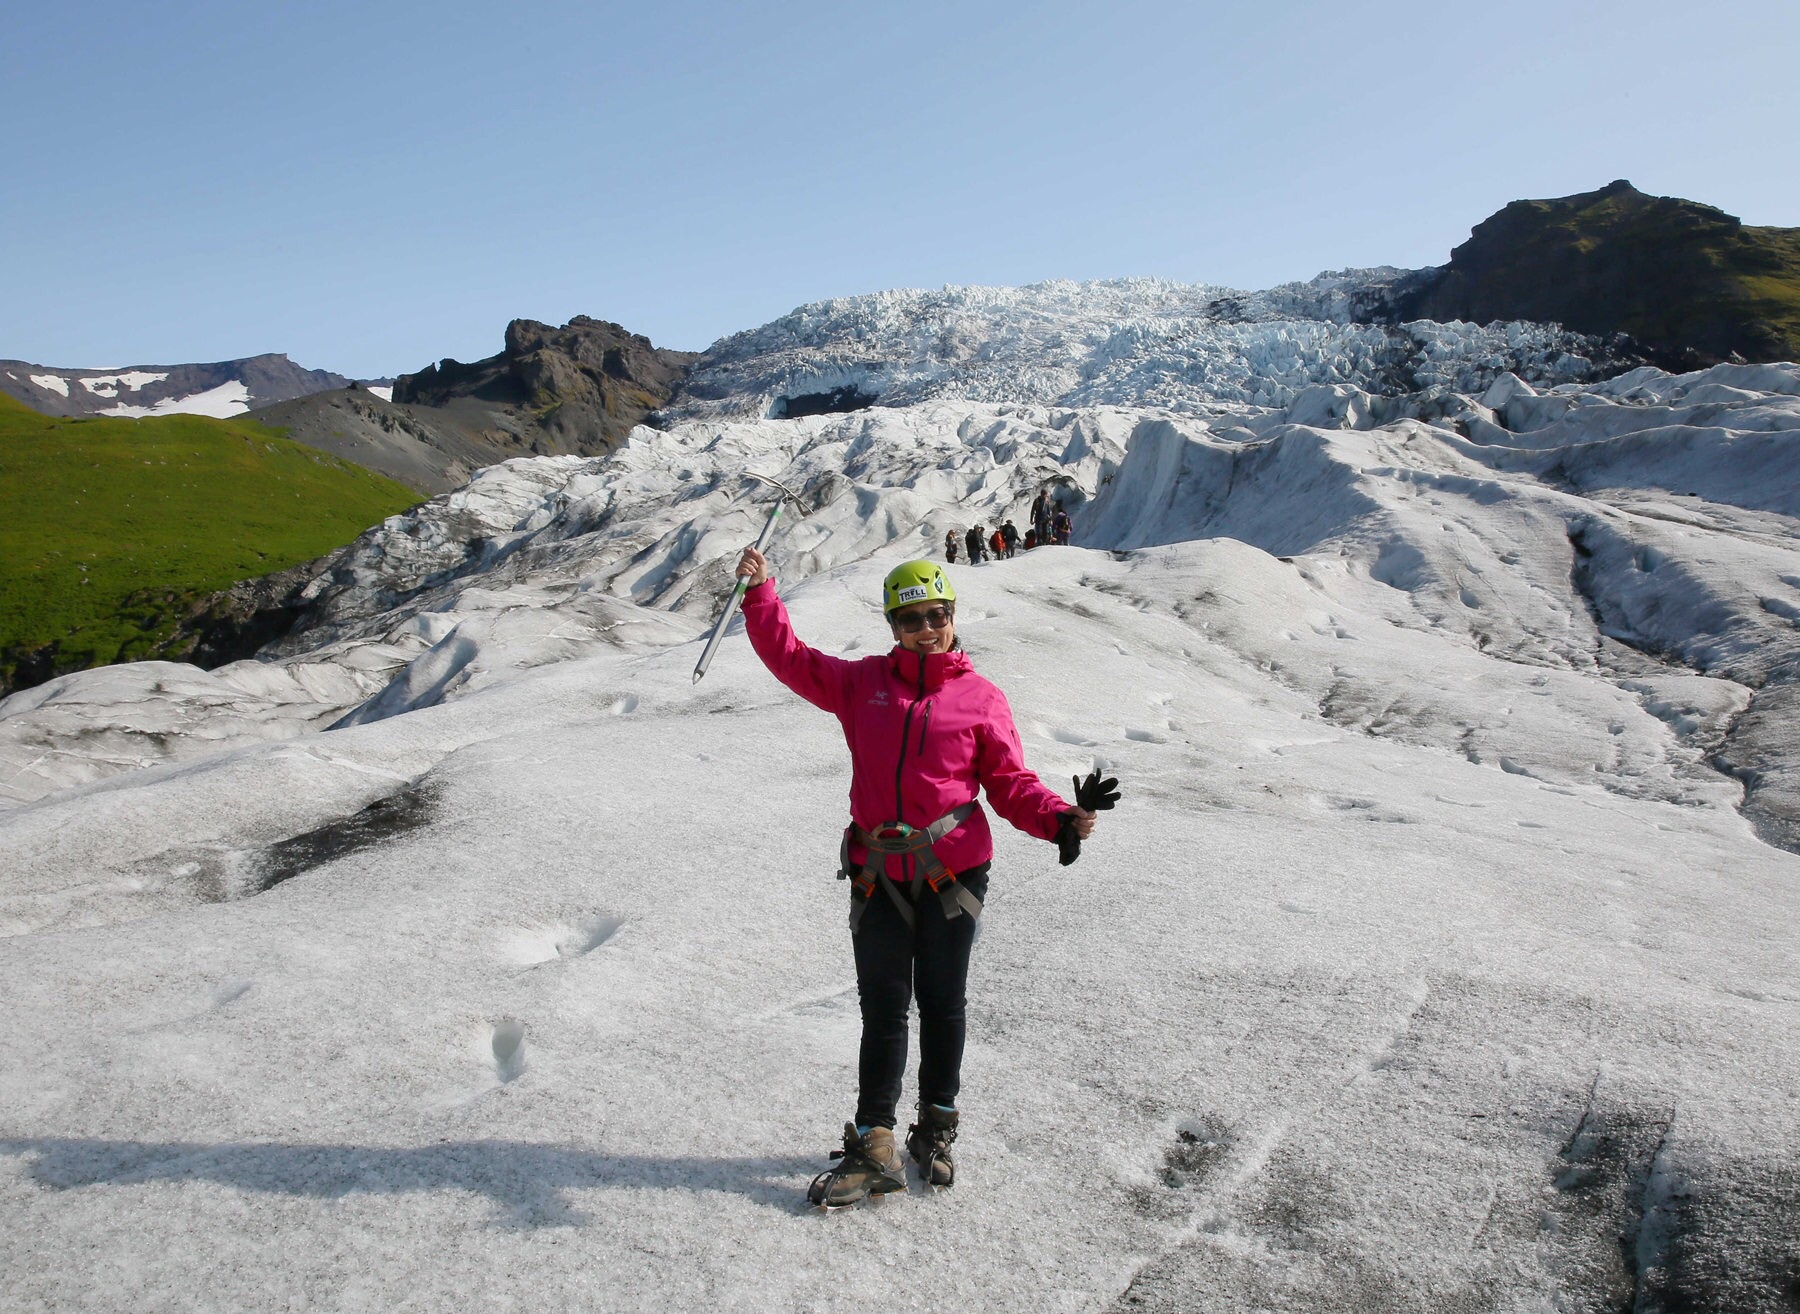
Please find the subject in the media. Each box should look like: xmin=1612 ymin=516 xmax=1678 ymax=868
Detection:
xmin=98 ymin=380 xmax=252 ymax=419
xmin=80 ymin=371 xmax=169 ymax=396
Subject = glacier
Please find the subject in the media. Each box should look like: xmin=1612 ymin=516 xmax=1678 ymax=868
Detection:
xmin=2 ymin=284 xmax=1798 ymax=1312
xmin=670 ymin=272 xmax=1630 ymax=422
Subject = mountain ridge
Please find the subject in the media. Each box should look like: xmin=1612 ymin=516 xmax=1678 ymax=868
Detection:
xmin=0 ymin=352 xmax=362 ymax=419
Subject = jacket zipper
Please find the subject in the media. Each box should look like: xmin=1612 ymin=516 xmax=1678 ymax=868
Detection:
xmin=894 ymin=702 xmax=916 ymax=823
xmin=890 ymin=654 xmax=931 ymax=878
xmin=893 ymin=655 xmax=931 ymax=816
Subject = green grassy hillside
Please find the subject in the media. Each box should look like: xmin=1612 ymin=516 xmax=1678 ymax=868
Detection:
xmin=1732 ymin=224 xmax=1800 ymax=361
xmin=0 ymin=393 xmax=420 ymax=692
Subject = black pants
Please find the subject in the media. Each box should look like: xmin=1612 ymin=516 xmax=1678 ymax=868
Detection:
xmin=851 ymin=864 xmax=990 ymax=1129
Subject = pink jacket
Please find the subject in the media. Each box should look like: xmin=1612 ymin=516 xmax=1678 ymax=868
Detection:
xmin=743 ymin=580 xmax=1070 ymax=880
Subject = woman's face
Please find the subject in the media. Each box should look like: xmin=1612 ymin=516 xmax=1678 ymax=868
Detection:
xmin=890 ymin=602 xmax=956 ymax=655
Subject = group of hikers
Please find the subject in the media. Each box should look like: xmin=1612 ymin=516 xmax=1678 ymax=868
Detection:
xmin=945 ymin=490 xmax=1073 ymax=564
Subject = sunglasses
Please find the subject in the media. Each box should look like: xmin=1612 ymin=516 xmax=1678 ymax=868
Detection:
xmin=892 ymin=605 xmax=955 ymax=633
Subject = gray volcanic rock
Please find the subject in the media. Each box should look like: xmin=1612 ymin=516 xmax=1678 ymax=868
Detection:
xmin=250 ymin=319 xmax=698 ymax=494
xmin=135 ymin=548 xmax=360 ymax=672
xmin=0 ymin=353 xmax=351 ymax=418
xmin=249 ymin=386 xmax=499 ymax=495
xmin=394 ymin=315 xmax=697 ymax=448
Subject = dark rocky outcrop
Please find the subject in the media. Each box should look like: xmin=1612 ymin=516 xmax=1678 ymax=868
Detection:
xmin=250 ymin=317 xmax=699 ymax=494
xmin=1393 ymin=180 xmax=1800 ymax=368
xmin=6 ymin=319 xmax=698 ymax=498
xmin=394 ymin=316 xmax=697 ymax=449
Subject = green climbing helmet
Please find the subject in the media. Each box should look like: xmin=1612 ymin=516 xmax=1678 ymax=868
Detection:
xmin=882 ymin=560 xmax=957 ymax=614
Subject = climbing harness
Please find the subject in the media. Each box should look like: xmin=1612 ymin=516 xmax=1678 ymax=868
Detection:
xmin=839 ymin=804 xmax=983 ymax=932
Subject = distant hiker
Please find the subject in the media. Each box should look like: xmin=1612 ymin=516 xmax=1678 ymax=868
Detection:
xmin=1052 ymin=504 xmax=1073 ymax=547
xmin=1030 ymin=490 xmax=1052 ymax=545
xmin=1023 ymin=528 xmax=1038 ymax=551
xmin=964 ymin=525 xmax=987 ymax=564
xmin=945 ymin=529 xmax=958 ymax=564
xmin=733 ymin=549 xmax=1118 ymax=1208
xmin=989 ymin=527 xmax=1005 ymax=559
xmin=1000 ymin=520 xmax=1019 ymax=559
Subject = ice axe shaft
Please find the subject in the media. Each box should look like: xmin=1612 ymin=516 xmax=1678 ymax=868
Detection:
xmin=692 ymin=475 xmax=801 ymax=684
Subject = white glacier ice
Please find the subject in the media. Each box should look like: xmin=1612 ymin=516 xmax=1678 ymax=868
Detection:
xmin=2 ymin=291 xmax=1798 ymax=1312
xmin=671 ymin=273 xmax=1624 ymax=422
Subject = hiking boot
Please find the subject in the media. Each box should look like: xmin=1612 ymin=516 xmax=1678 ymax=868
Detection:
xmin=906 ymin=1103 xmax=959 ymax=1187
xmin=807 ymin=1122 xmax=907 ymax=1208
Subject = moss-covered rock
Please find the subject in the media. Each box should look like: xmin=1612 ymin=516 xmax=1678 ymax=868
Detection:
xmin=1397 ymin=180 xmax=1800 ymax=367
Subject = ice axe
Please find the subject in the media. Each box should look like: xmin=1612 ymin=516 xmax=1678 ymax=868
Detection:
xmin=692 ymin=472 xmax=804 ymax=684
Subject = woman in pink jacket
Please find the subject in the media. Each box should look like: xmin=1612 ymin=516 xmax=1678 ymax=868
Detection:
xmin=735 ymin=549 xmax=1117 ymax=1207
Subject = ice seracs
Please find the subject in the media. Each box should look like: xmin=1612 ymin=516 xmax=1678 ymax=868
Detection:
xmin=670 ymin=274 xmax=1630 ymax=422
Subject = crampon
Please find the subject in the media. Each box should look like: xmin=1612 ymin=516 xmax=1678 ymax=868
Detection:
xmin=807 ymin=1122 xmax=907 ymax=1209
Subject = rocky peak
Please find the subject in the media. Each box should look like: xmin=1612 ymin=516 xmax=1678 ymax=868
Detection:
xmin=394 ymin=316 xmax=697 ymax=447
xmin=1394 ymin=181 xmax=1800 ymax=367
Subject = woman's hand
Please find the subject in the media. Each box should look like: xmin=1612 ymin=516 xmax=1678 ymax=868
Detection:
xmin=1055 ymin=808 xmax=1098 ymax=865
xmin=737 ymin=546 xmax=770 ymax=587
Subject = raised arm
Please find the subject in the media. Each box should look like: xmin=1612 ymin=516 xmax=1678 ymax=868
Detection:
xmin=737 ymin=547 xmax=854 ymax=714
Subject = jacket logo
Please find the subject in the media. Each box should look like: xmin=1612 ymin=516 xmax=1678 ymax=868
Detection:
xmin=868 ymin=688 xmax=890 ymax=706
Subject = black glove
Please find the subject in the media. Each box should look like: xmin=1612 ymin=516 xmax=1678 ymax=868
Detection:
xmin=1073 ymin=770 xmax=1120 ymax=812
xmin=1055 ymin=812 xmax=1082 ymax=867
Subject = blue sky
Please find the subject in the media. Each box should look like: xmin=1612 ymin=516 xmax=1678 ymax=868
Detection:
xmin=6 ymin=0 xmax=1797 ymax=378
